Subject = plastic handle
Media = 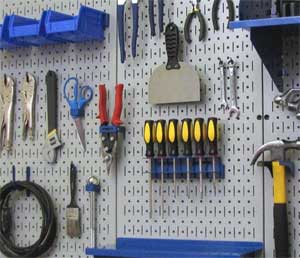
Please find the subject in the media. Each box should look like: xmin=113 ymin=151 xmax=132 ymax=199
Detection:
xmin=144 ymin=120 xmax=155 ymax=158
xmin=117 ymin=4 xmax=126 ymax=63
xmin=158 ymin=0 xmax=164 ymax=33
xmin=148 ymin=0 xmax=155 ymax=36
xmin=207 ymin=117 xmax=218 ymax=155
xmin=227 ymin=0 xmax=235 ymax=28
xmin=212 ymin=0 xmax=221 ymax=31
xmin=181 ymin=118 xmax=193 ymax=156
xmin=184 ymin=12 xmax=194 ymax=44
xmin=70 ymin=162 xmax=77 ymax=206
xmin=193 ymin=118 xmax=205 ymax=156
xmin=46 ymin=71 xmax=58 ymax=133
xmin=111 ymin=84 xmax=124 ymax=126
xmin=165 ymin=23 xmax=180 ymax=70
xmin=97 ymin=84 xmax=109 ymax=125
xmin=131 ymin=3 xmax=139 ymax=58
xmin=156 ymin=120 xmax=166 ymax=157
xmin=167 ymin=119 xmax=179 ymax=157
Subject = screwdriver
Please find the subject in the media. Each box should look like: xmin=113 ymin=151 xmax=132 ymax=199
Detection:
xmin=144 ymin=120 xmax=155 ymax=219
xmin=207 ymin=117 xmax=218 ymax=195
xmin=181 ymin=118 xmax=193 ymax=199
xmin=156 ymin=120 xmax=166 ymax=218
xmin=193 ymin=118 xmax=206 ymax=198
xmin=167 ymin=119 xmax=179 ymax=198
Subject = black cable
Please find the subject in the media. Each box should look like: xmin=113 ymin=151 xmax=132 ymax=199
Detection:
xmin=0 ymin=181 xmax=57 ymax=258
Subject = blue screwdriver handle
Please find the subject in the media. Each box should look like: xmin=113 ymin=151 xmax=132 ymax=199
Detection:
xmin=148 ymin=0 xmax=155 ymax=36
xmin=158 ymin=0 xmax=164 ymax=33
xmin=117 ymin=3 xmax=126 ymax=63
xmin=131 ymin=2 xmax=139 ymax=58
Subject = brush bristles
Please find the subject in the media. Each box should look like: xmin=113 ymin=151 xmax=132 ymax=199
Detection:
xmin=66 ymin=208 xmax=81 ymax=238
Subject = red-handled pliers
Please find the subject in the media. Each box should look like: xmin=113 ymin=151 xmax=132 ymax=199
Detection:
xmin=97 ymin=84 xmax=124 ymax=172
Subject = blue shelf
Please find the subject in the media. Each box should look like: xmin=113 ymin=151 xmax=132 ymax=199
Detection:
xmin=229 ymin=16 xmax=300 ymax=29
xmin=229 ymin=15 xmax=300 ymax=92
xmin=86 ymin=238 xmax=263 ymax=258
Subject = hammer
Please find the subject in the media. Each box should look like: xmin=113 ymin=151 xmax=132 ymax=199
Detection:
xmin=251 ymin=139 xmax=300 ymax=258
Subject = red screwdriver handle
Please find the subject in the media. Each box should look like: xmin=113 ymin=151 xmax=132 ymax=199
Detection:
xmin=97 ymin=84 xmax=109 ymax=125
xmin=111 ymin=84 xmax=124 ymax=126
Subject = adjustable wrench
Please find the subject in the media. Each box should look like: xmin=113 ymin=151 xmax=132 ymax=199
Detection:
xmin=228 ymin=59 xmax=240 ymax=119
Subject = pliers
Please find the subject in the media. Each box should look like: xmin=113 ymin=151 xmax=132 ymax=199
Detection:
xmin=212 ymin=0 xmax=235 ymax=31
xmin=97 ymin=84 xmax=124 ymax=172
xmin=148 ymin=0 xmax=164 ymax=36
xmin=184 ymin=0 xmax=206 ymax=43
xmin=118 ymin=0 xmax=139 ymax=63
xmin=21 ymin=73 xmax=36 ymax=141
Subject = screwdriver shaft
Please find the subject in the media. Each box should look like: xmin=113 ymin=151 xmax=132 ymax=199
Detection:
xmin=160 ymin=158 xmax=164 ymax=219
xmin=187 ymin=157 xmax=190 ymax=198
xmin=199 ymin=157 xmax=203 ymax=198
xmin=173 ymin=158 xmax=176 ymax=198
xmin=149 ymin=165 xmax=153 ymax=219
xmin=212 ymin=157 xmax=216 ymax=195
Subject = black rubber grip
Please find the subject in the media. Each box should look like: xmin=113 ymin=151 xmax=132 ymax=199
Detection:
xmin=197 ymin=11 xmax=206 ymax=41
xmin=148 ymin=0 xmax=155 ymax=36
xmin=165 ymin=23 xmax=180 ymax=70
xmin=212 ymin=0 xmax=221 ymax=31
xmin=227 ymin=0 xmax=235 ymax=28
xmin=274 ymin=203 xmax=289 ymax=258
xmin=184 ymin=13 xmax=194 ymax=44
xmin=46 ymin=71 xmax=58 ymax=133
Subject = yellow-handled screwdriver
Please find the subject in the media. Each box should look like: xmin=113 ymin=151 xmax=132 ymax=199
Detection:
xmin=181 ymin=118 xmax=193 ymax=198
xmin=167 ymin=119 xmax=179 ymax=198
xmin=193 ymin=118 xmax=206 ymax=198
xmin=156 ymin=120 xmax=166 ymax=218
xmin=207 ymin=117 xmax=218 ymax=195
xmin=144 ymin=120 xmax=155 ymax=218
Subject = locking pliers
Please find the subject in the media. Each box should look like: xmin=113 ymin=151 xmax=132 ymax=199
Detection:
xmin=21 ymin=73 xmax=36 ymax=141
xmin=0 ymin=75 xmax=15 ymax=152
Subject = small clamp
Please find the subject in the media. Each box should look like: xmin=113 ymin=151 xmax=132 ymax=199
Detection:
xmin=212 ymin=0 xmax=235 ymax=31
xmin=21 ymin=73 xmax=36 ymax=141
xmin=274 ymin=88 xmax=300 ymax=119
xmin=97 ymin=84 xmax=124 ymax=173
xmin=184 ymin=0 xmax=206 ymax=43
xmin=0 ymin=74 xmax=15 ymax=152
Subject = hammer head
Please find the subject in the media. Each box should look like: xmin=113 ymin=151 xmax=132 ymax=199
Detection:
xmin=251 ymin=139 xmax=300 ymax=165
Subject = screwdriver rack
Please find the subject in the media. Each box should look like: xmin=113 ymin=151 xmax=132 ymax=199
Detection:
xmin=150 ymin=156 xmax=225 ymax=179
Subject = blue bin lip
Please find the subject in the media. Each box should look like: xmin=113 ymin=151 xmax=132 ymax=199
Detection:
xmin=8 ymin=15 xmax=40 ymax=38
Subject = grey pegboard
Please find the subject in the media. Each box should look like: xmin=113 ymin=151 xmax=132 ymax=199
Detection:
xmin=0 ymin=0 xmax=298 ymax=258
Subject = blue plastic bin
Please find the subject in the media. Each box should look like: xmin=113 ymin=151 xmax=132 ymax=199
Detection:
xmin=45 ymin=5 xmax=109 ymax=42
xmin=8 ymin=13 xmax=60 ymax=46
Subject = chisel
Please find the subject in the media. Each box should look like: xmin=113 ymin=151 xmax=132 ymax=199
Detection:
xmin=144 ymin=120 xmax=155 ymax=218
xmin=181 ymin=118 xmax=193 ymax=198
xmin=156 ymin=120 xmax=166 ymax=218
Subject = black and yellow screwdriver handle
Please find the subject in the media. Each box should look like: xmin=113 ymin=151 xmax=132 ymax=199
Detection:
xmin=272 ymin=161 xmax=289 ymax=258
xmin=181 ymin=119 xmax=193 ymax=156
xmin=167 ymin=119 xmax=179 ymax=157
xmin=144 ymin=120 xmax=155 ymax=158
xmin=193 ymin=118 xmax=206 ymax=156
xmin=207 ymin=117 xmax=218 ymax=156
xmin=156 ymin=120 xmax=166 ymax=157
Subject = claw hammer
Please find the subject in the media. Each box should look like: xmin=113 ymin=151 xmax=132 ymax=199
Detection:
xmin=251 ymin=139 xmax=300 ymax=258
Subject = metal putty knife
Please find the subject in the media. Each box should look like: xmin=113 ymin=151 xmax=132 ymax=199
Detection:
xmin=149 ymin=22 xmax=200 ymax=105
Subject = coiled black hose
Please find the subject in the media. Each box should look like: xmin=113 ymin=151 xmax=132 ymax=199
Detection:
xmin=0 ymin=181 xmax=57 ymax=257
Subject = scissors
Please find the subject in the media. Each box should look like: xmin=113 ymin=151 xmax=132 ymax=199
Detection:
xmin=64 ymin=77 xmax=93 ymax=150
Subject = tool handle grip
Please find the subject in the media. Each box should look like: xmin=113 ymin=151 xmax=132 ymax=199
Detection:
xmin=207 ymin=117 xmax=218 ymax=155
xmin=182 ymin=118 xmax=193 ymax=156
xmin=148 ymin=0 xmax=155 ymax=36
xmin=167 ymin=119 xmax=179 ymax=156
xmin=156 ymin=120 xmax=166 ymax=157
xmin=111 ymin=84 xmax=124 ymax=126
xmin=144 ymin=120 xmax=155 ymax=157
xmin=158 ymin=0 xmax=164 ymax=33
xmin=98 ymin=85 xmax=109 ymax=125
xmin=274 ymin=204 xmax=289 ymax=257
xmin=117 ymin=4 xmax=126 ymax=63
xmin=194 ymin=118 xmax=205 ymax=156
xmin=46 ymin=71 xmax=58 ymax=133
xmin=184 ymin=12 xmax=194 ymax=44
xmin=227 ymin=0 xmax=235 ymax=28
xmin=212 ymin=0 xmax=221 ymax=31
xmin=70 ymin=162 xmax=77 ymax=206
xmin=131 ymin=3 xmax=139 ymax=58
xmin=165 ymin=23 xmax=180 ymax=70
xmin=196 ymin=11 xmax=206 ymax=41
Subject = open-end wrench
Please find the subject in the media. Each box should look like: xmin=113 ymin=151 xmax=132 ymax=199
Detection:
xmin=219 ymin=59 xmax=229 ymax=111
xmin=228 ymin=59 xmax=240 ymax=119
